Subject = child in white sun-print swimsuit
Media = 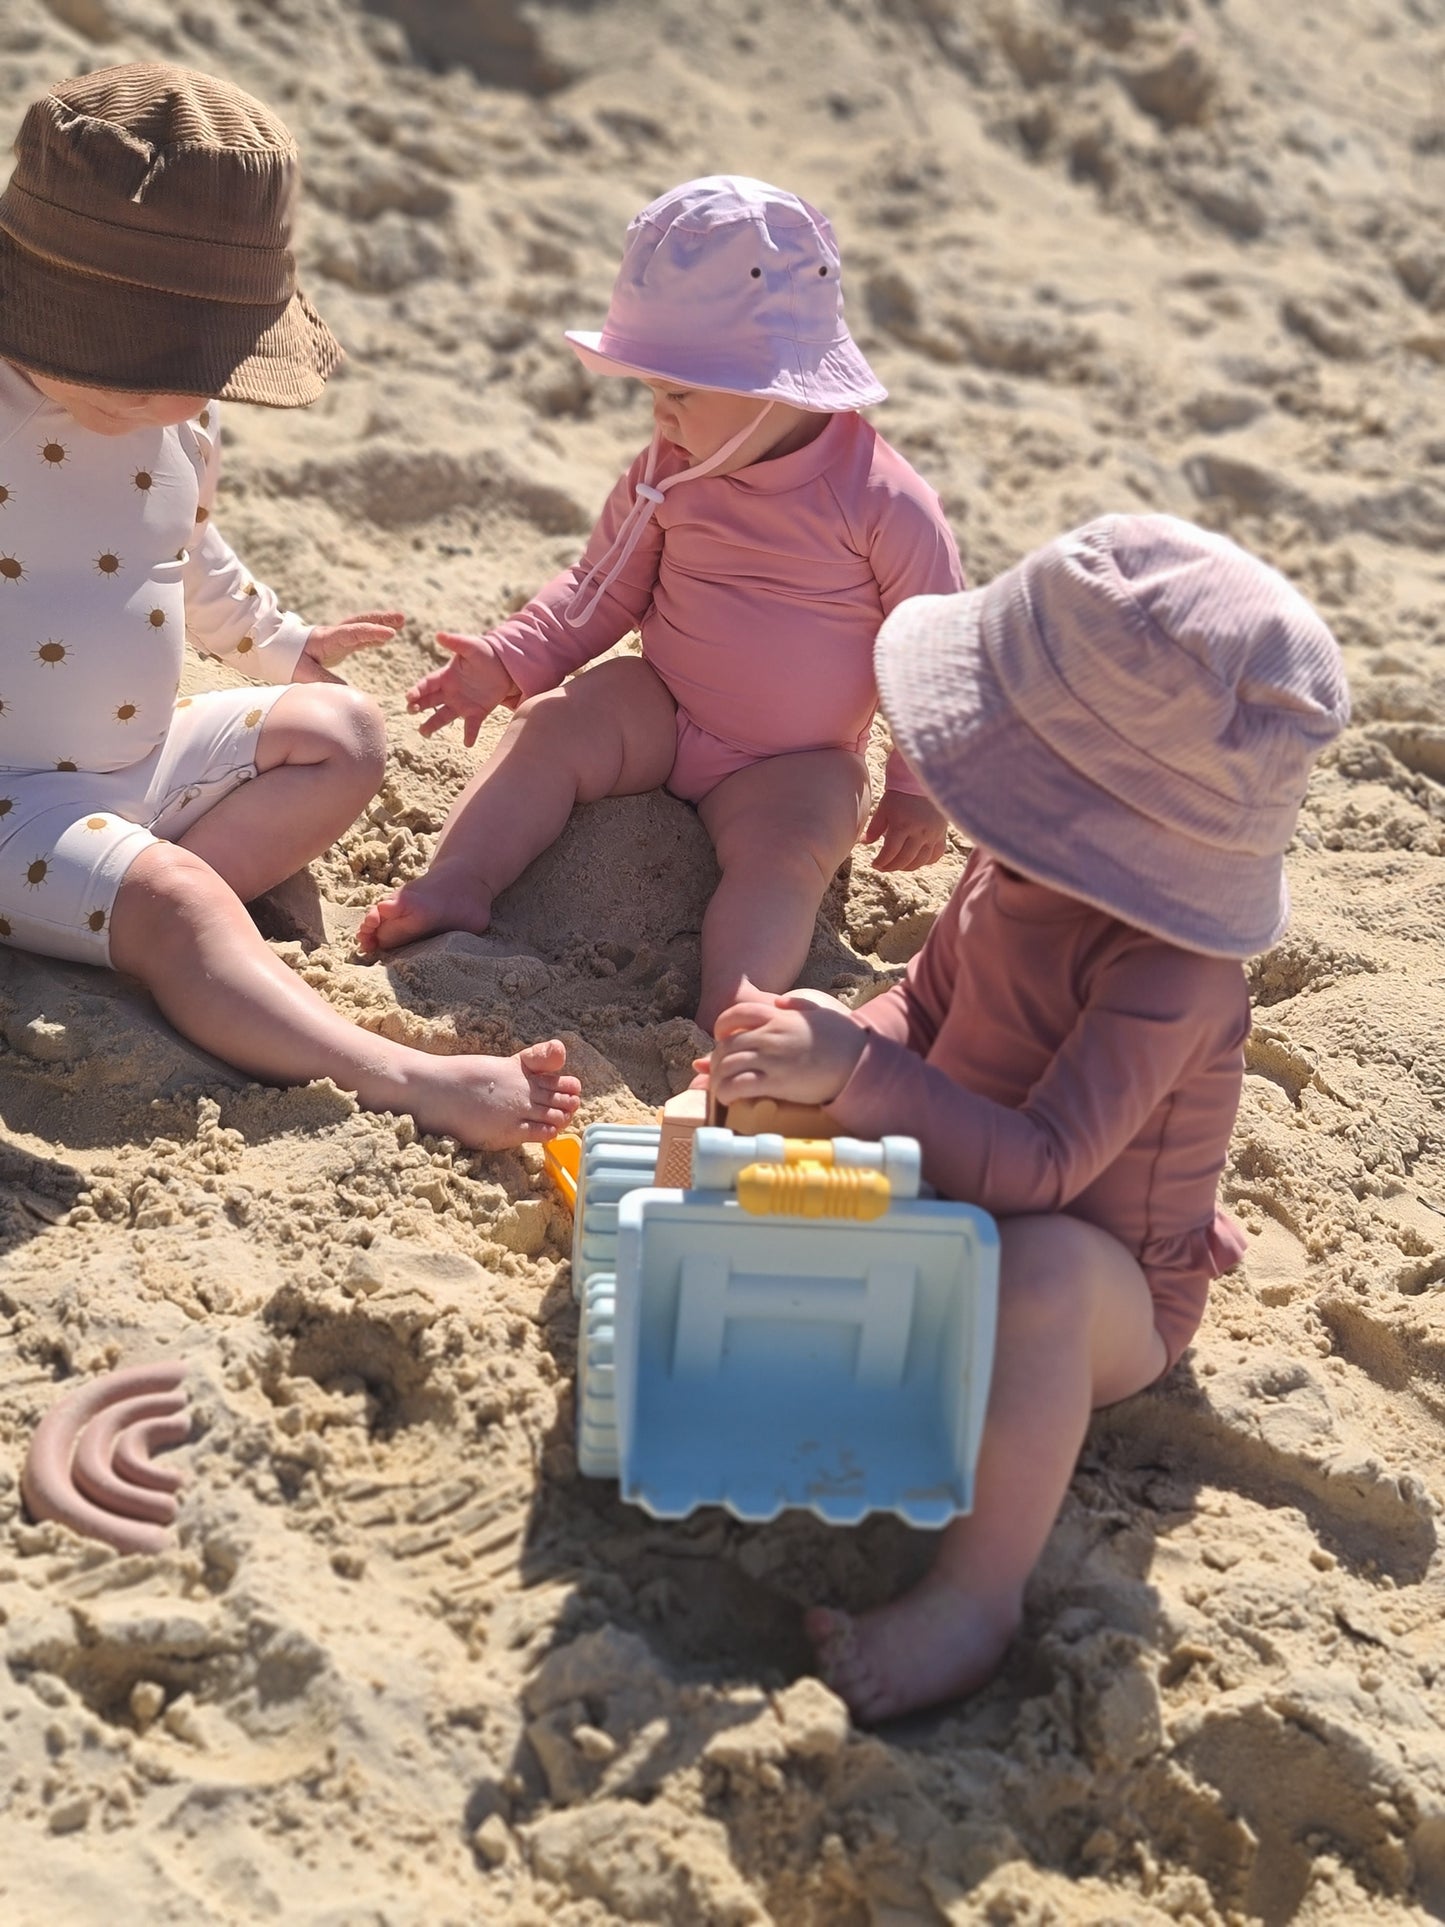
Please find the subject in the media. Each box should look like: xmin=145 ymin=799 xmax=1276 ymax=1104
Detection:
xmin=0 ymin=368 xmax=311 ymax=957
xmin=0 ymin=60 xmax=580 ymax=1150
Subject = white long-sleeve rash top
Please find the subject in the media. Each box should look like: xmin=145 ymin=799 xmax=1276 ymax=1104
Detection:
xmin=0 ymin=361 xmax=309 ymax=776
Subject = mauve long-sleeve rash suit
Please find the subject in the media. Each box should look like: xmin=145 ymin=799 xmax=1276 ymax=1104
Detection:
xmin=484 ymin=409 xmax=964 ymax=798
xmin=828 ymin=851 xmax=1251 ymax=1367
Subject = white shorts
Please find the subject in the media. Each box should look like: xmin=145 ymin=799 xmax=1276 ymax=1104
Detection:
xmin=0 ymin=684 xmax=290 ymax=967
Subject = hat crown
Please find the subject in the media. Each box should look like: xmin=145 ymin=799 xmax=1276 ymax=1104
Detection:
xmin=565 ymin=174 xmax=886 ymax=411
xmin=613 ymin=176 xmax=845 ymax=352
xmin=1009 ymin=516 xmax=1350 ymax=824
xmin=0 ymin=63 xmax=340 ymax=406
xmin=9 ymin=64 xmax=298 ymax=253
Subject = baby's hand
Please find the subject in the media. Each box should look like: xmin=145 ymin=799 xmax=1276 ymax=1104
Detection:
xmin=407 ymin=632 xmax=521 ymax=746
xmin=297 ymin=610 xmax=406 ymax=681
xmin=863 ymin=789 xmax=948 ymax=871
xmin=706 ymin=993 xmax=866 ymax=1108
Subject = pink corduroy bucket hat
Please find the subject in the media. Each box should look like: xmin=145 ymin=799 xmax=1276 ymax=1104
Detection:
xmin=875 ymin=514 xmax=1350 ymax=959
xmin=565 ymin=175 xmax=885 ymax=412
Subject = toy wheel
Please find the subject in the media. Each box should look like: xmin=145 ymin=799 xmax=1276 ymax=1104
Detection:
xmin=576 ymin=1274 xmax=619 ymax=1479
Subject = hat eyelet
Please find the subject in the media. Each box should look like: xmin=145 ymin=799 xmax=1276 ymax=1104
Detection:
xmin=818 ymin=265 xmax=828 ymax=275
xmin=750 ymin=266 xmax=762 ymax=279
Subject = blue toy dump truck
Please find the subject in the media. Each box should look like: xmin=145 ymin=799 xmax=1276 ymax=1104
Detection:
xmin=569 ymin=1118 xmax=998 ymax=1529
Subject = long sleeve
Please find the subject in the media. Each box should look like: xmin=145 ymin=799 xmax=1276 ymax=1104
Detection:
xmin=181 ymin=403 xmax=310 ymax=679
xmin=850 ymin=895 xmax=960 ymax=1054
xmin=830 ymin=942 xmax=1234 ymax=1214
xmin=485 ymin=445 xmax=666 ymax=700
xmin=860 ymin=462 xmax=965 ymax=797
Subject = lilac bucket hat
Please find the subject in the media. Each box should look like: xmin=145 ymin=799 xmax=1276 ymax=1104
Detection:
xmin=875 ymin=514 xmax=1350 ymax=958
xmin=565 ymin=175 xmax=885 ymax=412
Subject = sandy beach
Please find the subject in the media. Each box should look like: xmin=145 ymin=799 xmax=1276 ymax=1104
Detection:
xmin=1 ymin=0 xmax=1444 ymax=1919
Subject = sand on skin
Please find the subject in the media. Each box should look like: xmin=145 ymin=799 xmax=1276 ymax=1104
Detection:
xmin=1 ymin=1 xmax=1444 ymax=1920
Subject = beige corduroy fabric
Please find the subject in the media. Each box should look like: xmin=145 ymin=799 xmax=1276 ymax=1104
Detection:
xmin=874 ymin=514 xmax=1351 ymax=959
xmin=0 ymin=62 xmax=341 ymax=406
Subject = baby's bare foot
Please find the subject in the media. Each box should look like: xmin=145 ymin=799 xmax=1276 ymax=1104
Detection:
xmin=405 ymin=1038 xmax=581 ymax=1150
xmin=805 ymin=1575 xmax=1019 ymax=1724
xmin=357 ymin=872 xmax=493 ymax=956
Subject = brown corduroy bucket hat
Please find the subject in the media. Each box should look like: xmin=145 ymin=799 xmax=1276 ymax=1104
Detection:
xmin=0 ymin=62 xmax=342 ymax=406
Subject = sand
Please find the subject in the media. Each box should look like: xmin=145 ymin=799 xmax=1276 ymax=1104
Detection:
xmin=1 ymin=0 xmax=1443 ymax=1919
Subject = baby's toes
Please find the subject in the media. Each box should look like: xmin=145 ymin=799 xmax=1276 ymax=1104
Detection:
xmin=805 ymin=1607 xmax=862 ymax=1679
xmin=532 ymin=1084 xmax=581 ymax=1123
xmin=518 ymin=1037 xmax=568 ymax=1075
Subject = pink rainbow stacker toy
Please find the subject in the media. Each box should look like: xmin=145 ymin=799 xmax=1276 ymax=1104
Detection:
xmin=22 ymin=1360 xmax=191 ymax=1556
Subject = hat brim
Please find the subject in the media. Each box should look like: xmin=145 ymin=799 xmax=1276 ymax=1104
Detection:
xmin=874 ymin=587 xmax=1289 ymax=960
xmin=0 ymin=229 xmax=342 ymax=406
xmin=565 ymin=328 xmax=886 ymax=412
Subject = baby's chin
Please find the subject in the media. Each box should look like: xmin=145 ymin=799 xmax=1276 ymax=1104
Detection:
xmin=67 ymin=412 xmax=137 ymax=436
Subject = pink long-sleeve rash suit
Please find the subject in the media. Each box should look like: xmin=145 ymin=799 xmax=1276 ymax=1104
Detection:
xmin=485 ymin=410 xmax=965 ymax=796
xmin=827 ymin=851 xmax=1252 ymax=1367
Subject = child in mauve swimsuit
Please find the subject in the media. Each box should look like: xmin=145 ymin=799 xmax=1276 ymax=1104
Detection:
xmin=706 ymin=514 xmax=1350 ymax=1721
xmin=359 ymin=175 xmax=964 ymax=1030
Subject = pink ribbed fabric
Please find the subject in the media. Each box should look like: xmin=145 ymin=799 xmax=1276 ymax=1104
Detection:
xmin=874 ymin=514 xmax=1350 ymax=958
xmin=565 ymin=175 xmax=884 ymax=411
xmin=829 ymin=851 xmax=1251 ymax=1367
xmin=565 ymin=402 xmax=773 ymax=626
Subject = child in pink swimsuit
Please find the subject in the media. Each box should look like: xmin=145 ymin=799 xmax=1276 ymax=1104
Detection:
xmin=706 ymin=514 xmax=1350 ymax=1721
xmin=359 ymin=176 xmax=964 ymax=1030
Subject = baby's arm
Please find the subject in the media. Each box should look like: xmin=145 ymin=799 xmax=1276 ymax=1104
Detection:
xmin=709 ymin=993 xmax=869 ymax=1107
xmin=182 ymin=403 xmax=402 ymax=680
xmin=410 ymin=446 xmax=669 ymax=741
xmin=832 ymin=948 xmax=1244 ymax=1213
xmin=711 ymin=904 xmax=1244 ymax=1216
xmin=708 ymin=885 xmax=957 ymax=1101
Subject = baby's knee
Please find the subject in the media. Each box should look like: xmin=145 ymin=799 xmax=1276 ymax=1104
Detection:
xmin=997 ymin=1214 xmax=1148 ymax=1354
xmin=110 ymin=842 xmax=225 ymax=966
xmin=715 ymin=819 xmax=836 ymax=891
xmin=277 ymin=682 xmax=386 ymax=772
xmin=511 ymin=685 xmax=570 ymax=733
xmin=118 ymin=840 xmax=216 ymax=910
xmin=323 ymin=684 xmax=387 ymax=771
xmin=997 ymin=1218 xmax=1095 ymax=1338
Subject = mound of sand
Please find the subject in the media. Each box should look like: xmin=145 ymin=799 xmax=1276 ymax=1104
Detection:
xmin=2 ymin=0 xmax=1444 ymax=1919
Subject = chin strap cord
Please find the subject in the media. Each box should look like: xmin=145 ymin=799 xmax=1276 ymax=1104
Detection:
xmin=565 ymin=402 xmax=774 ymax=628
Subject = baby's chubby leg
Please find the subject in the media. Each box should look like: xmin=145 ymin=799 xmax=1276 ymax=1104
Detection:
xmin=109 ymin=843 xmax=580 ymax=1148
xmin=359 ymin=657 xmax=679 ymax=954
xmin=695 ymin=748 xmax=869 ymax=1033
xmin=810 ymin=1215 xmax=1168 ymax=1723
xmin=178 ymin=682 xmax=386 ymax=901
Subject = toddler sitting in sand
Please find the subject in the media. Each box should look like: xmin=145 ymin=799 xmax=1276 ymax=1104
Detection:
xmin=359 ymin=175 xmax=963 ymax=1030
xmin=0 ymin=63 xmax=578 ymax=1149
xmin=706 ymin=514 xmax=1349 ymax=1721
